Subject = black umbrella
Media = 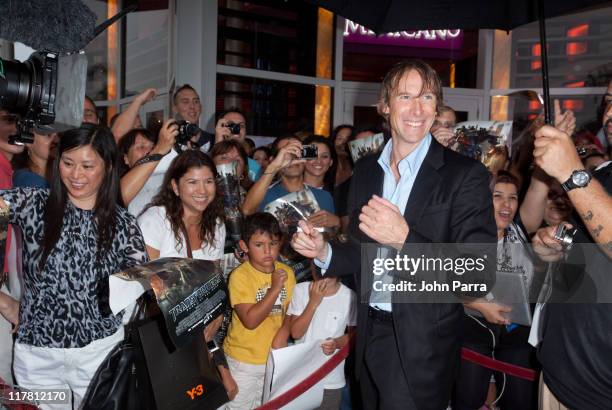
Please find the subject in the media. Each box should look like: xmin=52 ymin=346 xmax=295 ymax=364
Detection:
xmin=309 ymin=0 xmax=612 ymax=123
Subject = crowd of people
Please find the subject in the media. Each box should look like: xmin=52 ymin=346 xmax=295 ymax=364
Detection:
xmin=0 ymin=58 xmax=610 ymax=410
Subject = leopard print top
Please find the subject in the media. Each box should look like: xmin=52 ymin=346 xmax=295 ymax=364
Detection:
xmin=3 ymin=188 xmax=148 ymax=348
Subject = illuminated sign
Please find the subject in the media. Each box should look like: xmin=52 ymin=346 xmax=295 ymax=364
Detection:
xmin=343 ymin=20 xmax=463 ymax=50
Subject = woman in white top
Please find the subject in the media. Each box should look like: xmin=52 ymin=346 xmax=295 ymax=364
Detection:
xmin=138 ymin=150 xmax=225 ymax=261
xmin=138 ymin=149 xmax=239 ymax=400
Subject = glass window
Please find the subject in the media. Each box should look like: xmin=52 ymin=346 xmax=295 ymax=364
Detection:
xmin=342 ymin=23 xmax=479 ymax=88
xmin=122 ymin=1 xmax=169 ymax=97
xmin=217 ymin=74 xmax=315 ymax=138
xmin=217 ymin=0 xmax=332 ymax=78
xmin=509 ymin=7 xmax=612 ymax=88
xmin=83 ymin=0 xmax=113 ymax=100
xmin=494 ymin=93 xmax=604 ymax=139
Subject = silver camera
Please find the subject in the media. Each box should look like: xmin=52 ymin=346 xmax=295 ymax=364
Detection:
xmin=554 ymin=224 xmax=577 ymax=251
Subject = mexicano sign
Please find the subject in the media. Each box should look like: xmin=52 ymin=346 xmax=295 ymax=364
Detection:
xmin=343 ymin=20 xmax=463 ymax=49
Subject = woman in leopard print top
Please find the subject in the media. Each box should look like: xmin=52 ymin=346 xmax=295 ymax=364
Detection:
xmin=0 ymin=124 xmax=148 ymax=408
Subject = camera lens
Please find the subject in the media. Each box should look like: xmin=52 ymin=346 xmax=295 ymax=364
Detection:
xmin=0 ymin=58 xmax=36 ymax=113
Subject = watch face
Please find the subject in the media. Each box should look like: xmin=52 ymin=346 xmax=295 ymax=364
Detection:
xmin=572 ymin=171 xmax=590 ymax=186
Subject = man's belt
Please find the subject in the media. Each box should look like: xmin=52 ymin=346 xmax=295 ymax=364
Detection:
xmin=368 ymin=306 xmax=393 ymax=323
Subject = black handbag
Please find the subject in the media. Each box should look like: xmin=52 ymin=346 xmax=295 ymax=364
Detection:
xmin=83 ymin=299 xmax=229 ymax=410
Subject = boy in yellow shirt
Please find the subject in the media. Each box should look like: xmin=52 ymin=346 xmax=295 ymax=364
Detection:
xmin=223 ymin=213 xmax=296 ymax=409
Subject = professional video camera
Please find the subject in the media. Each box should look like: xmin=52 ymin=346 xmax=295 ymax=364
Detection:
xmin=0 ymin=1 xmax=137 ymax=144
xmin=0 ymin=51 xmax=87 ymax=144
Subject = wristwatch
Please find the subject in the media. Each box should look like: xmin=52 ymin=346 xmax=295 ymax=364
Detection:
xmin=561 ymin=169 xmax=591 ymax=192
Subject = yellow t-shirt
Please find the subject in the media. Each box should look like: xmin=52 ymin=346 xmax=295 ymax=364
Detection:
xmin=223 ymin=261 xmax=296 ymax=364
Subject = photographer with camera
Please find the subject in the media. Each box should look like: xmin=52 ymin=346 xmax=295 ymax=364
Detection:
xmin=172 ymin=84 xmax=214 ymax=152
xmin=531 ymin=124 xmax=612 ymax=409
xmin=242 ymin=135 xmax=336 ymax=219
xmin=214 ymin=108 xmax=262 ymax=181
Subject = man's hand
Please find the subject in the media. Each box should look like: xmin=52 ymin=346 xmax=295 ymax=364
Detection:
xmin=308 ymin=210 xmax=340 ymax=228
xmin=135 ymin=88 xmax=157 ymax=106
xmin=321 ymin=338 xmax=338 ymax=355
xmin=432 ymin=127 xmax=455 ymax=147
xmin=215 ymin=119 xmax=231 ymax=143
xmin=359 ymin=195 xmax=409 ymax=249
xmin=291 ymin=220 xmax=328 ymax=261
xmin=532 ymin=223 xmax=569 ymax=262
xmin=533 ymin=125 xmax=584 ymax=183
xmin=151 ymin=119 xmax=178 ymax=155
xmin=271 ymin=269 xmax=288 ymax=291
xmin=554 ymin=99 xmax=576 ymax=137
xmin=264 ymin=141 xmax=305 ymax=175
xmin=308 ymin=280 xmax=328 ymax=307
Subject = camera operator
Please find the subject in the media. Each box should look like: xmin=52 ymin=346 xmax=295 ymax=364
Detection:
xmin=82 ymin=96 xmax=99 ymax=125
xmin=172 ymin=85 xmax=214 ymax=152
xmin=214 ymin=108 xmax=261 ymax=181
xmin=531 ymin=124 xmax=612 ymax=409
xmin=0 ymin=106 xmax=23 ymax=384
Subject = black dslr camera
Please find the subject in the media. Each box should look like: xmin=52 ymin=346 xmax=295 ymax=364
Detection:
xmin=224 ymin=122 xmax=242 ymax=135
xmin=175 ymin=120 xmax=199 ymax=144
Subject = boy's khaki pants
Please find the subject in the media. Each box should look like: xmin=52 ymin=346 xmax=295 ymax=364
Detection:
xmin=223 ymin=355 xmax=266 ymax=410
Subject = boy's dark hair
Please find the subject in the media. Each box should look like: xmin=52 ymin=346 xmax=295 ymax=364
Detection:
xmin=253 ymin=146 xmax=271 ymax=158
xmin=242 ymin=213 xmax=282 ymax=244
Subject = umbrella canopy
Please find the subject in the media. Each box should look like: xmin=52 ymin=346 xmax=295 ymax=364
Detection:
xmin=311 ymin=0 xmax=611 ymax=34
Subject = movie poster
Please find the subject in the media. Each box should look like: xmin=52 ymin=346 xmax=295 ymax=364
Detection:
xmin=452 ymin=121 xmax=513 ymax=170
xmin=264 ymin=188 xmax=321 ymax=234
xmin=216 ymin=161 xmax=243 ymax=243
xmin=111 ymin=258 xmax=228 ymax=349
xmin=348 ymin=133 xmax=385 ymax=163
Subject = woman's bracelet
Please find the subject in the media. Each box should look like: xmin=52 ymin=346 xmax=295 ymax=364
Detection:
xmin=133 ymin=153 xmax=164 ymax=167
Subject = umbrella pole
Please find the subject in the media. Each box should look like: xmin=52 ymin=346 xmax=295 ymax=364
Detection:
xmin=538 ymin=0 xmax=552 ymax=124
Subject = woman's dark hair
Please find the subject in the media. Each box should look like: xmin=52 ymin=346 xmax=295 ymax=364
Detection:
xmin=331 ymin=124 xmax=353 ymax=145
xmin=116 ymin=128 xmax=157 ymax=175
xmin=490 ymin=170 xmax=520 ymax=192
xmin=11 ymin=149 xmax=29 ymax=171
xmin=145 ymin=150 xmax=224 ymax=252
xmin=40 ymin=124 xmax=119 ymax=269
xmin=241 ymin=212 xmax=282 ymax=244
xmin=210 ymin=139 xmax=253 ymax=190
xmin=302 ymin=135 xmax=337 ymax=193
